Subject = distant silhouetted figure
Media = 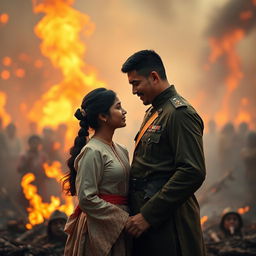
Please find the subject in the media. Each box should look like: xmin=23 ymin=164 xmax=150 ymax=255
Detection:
xmin=241 ymin=131 xmax=256 ymax=207
xmin=4 ymin=123 xmax=22 ymax=195
xmin=18 ymin=135 xmax=48 ymax=203
xmin=218 ymin=122 xmax=237 ymax=171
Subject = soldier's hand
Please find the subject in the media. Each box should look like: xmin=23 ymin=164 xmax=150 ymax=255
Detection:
xmin=125 ymin=213 xmax=150 ymax=237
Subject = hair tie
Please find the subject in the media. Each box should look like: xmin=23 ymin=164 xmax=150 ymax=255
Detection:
xmin=80 ymin=108 xmax=87 ymax=117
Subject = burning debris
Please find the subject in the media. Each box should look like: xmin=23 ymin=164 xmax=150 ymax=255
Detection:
xmin=0 ymin=210 xmax=67 ymax=256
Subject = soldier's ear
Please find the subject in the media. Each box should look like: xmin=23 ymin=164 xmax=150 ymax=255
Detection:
xmin=150 ymin=71 xmax=160 ymax=83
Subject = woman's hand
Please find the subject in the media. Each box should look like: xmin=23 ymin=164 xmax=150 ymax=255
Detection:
xmin=125 ymin=213 xmax=150 ymax=237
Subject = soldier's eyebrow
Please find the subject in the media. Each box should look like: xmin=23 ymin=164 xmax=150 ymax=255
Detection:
xmin=129 ymin=79 xmax=140 ymax=85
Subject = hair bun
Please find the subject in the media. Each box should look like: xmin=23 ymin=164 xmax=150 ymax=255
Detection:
xmin=74 ymin=108 xmax=84 ymax=121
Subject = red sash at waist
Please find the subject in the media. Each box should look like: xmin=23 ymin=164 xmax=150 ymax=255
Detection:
xmin=98 ymin=194 xmax=128 ymax=205
xmin=73 ymin=194 xmax=128 ymax=217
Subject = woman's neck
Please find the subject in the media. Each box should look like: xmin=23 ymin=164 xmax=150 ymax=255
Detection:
xmin=93 ymin=128 xmax=114 ymax=145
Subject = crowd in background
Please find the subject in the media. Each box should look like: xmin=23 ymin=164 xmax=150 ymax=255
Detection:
xmin=0 ymin=117 xmax=68 ymax=220
xmin=0 ymin=116 xmax=256 ymax=255
xmin=199 ymin=120 xmax=256 ymax=217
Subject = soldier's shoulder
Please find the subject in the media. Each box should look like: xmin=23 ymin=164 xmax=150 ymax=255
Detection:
xmin=169 ymin=95 xmax=188 ymax=109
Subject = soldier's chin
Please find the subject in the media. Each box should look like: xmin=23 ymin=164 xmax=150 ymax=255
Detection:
xmin=142 ymin=99 xmax=150 ymax=105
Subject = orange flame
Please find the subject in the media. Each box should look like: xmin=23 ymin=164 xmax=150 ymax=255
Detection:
xmin=21 ymin=173 xmax=61 ymax=229
xmin=200 ymin=215 xmax=208 ymax=226
xmin=28 ymin=0 xmax=104 ymax=150
xmin=43 ymin=161 xmax=74 ymax=215
xmin=234 ymin=97 xmax=253 ymax=127
xmin=237 ymin=206 xmax=250 ymax=215
xmin=21 ymin=161 xmax=74 ymax=229
xmin=207 ymin=29 xmax=245 ymax=126
xmin=0 ymin=91 xmax=11 ymax=126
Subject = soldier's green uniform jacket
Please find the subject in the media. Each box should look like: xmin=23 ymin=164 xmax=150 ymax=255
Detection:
xmin=130 ymin=85 xmax=206 ymax=256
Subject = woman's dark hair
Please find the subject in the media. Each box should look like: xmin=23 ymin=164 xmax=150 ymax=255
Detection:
xmin=62 ymin=88 xmax=116 ymax=196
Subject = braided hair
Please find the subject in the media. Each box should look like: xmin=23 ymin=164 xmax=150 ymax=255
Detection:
xmin=62 ymin=88 xmax=116 ymax=195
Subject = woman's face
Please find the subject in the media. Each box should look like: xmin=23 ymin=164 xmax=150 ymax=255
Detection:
xmin=107 ymin=97 xmax=127 ymax=129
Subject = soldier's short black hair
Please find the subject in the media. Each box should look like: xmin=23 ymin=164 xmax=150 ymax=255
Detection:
xmin=121 ymin=50 xmax=167 ymax=80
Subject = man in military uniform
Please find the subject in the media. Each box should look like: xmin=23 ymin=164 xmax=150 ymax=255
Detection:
xmin=121 ymin=50 xmax=206 ymax=256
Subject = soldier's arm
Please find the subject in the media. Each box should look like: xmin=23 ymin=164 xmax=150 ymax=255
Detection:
xmin=140 ymin=107 xmax=206 ymax=228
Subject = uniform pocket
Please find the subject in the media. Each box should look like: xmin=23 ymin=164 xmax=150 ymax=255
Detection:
xmin=147 ymin=133 xmax=161 ymax=144
xmin=141 ymin=132 xmax=162 ymax=159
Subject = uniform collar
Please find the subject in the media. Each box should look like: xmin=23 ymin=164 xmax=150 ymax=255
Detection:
xmin=152 ymin=85 xmax=177 ymax=109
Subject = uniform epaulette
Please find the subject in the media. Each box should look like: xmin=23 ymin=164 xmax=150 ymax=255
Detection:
xmin=170 ymin=95 xmax=187 ymax=109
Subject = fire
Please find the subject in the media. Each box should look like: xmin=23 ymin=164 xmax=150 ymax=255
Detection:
xmin=21 ymin=173 xmax=60 ymax=229
xmin=237 ymin=206 xmax=250 ymax=215
xmin=0 ymin=91 xmax=11 ymax=126
xmin=21 ymin=161 xmax=74 ymax=229
xmin=234 ymin=97 xmax=253 ymax=127
xmin=43 ymin=161 xmax=74 ymax=215
xmin=28 ymin=0 xmax=104 ymax=150
xmin=200 ymin=215 xmax=208 ymax=226
xmin=207 ymin=29 xmax=245 ymax=127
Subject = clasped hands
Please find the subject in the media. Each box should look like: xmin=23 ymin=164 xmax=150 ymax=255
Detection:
xmin=125 ymin=213 xmax=150 ymax=237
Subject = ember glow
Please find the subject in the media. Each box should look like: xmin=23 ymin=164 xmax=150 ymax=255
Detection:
xmin=28 ymin=0 xmax=104 ymax=149
xmin=2 ymin=57 xmax=12 ymax=66
xmin=237 ymin=206 xmax=250 ymax=215
xmin=0 ymin=13 xmax=9 ymax=24
xmin=201 ymin=215 xmax=208 ymax=226
xmin=21 ymin=161 xmax=74 ymax=229
xmin=1 ymin=70 xmax=10 ymax=80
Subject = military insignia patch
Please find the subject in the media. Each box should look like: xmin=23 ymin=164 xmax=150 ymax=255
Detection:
xmin=148 ymin=125 xmax=161 ymax=132
xmin=170 ymin=96 xmax=187 ymax=108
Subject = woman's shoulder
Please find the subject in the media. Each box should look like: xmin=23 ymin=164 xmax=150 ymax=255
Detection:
xmin=114 ymin=142 xmax=129 ymax=156
xmin=84 ymin=138 xmax=105 ymax=151
xmin=76 ymin=139 xmax=103 ymax=160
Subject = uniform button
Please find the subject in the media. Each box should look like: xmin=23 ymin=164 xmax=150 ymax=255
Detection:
xmin=148 ymin=138 xmax=151 ymax=142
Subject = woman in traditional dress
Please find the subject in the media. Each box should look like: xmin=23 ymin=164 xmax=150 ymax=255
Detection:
xmin=63 ymin=88 xmax=130 ymax=255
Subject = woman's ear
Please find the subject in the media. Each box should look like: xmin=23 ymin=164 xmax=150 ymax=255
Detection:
xmin=98 ymin=113 xmax=107 ymax=123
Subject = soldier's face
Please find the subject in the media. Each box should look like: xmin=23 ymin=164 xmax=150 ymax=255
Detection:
xmin=127 ymin=70 xmax=155 ymax=105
